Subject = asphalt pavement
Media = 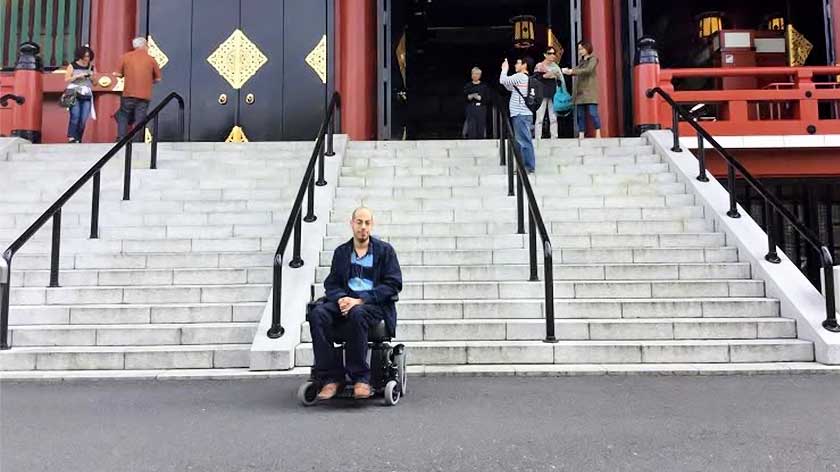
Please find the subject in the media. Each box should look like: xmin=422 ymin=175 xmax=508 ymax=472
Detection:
xmin=2 ymin=374 xmax=840 ymax=471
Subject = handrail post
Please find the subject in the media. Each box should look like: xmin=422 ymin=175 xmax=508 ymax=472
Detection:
xmin=304 ymin=173 xmax=317 ymax=222
xmin=822 ymin=248 xmax=839 ymax=332
xmin=696 ymin=131 xmax=709 ymax=182
xmin=150 ymin=116 xmax=160 ymax=170
xmin=179 ymin=98 xmax=186 ymax=141
xmin=499 ymin=110 xmax=506 ymax=166
xmin=764 ymin=204 xmax=782 ymax=263
xmin=506 ymin=140 xmax=515 ymax=197
xmin=528 ymin=207 xmax=538 ymax=281
xmin=543 ymin=242 xmax=557 ymax=343
xmin=290 ymin=214 xmax=304 ymax=268
xmin=90 ymin=172 xmax=101 ymax=239
xmin=0 ymin=255 xmax=11 ymax=349
xmin=123 ymin=141 xmax=133 ymax=201
xmin=49 ymin=209 xmax=62 ymax=288
xmin=267 ymin=254 xmax=285 ymax=339
xmin=316 ymin=139 xmax=327 ymax=187
xmin=325 ymin=117 xmax=336 ymax=157
xmin=726 ymin=165 xmax=741 ymax=218
xmin=516 ymin=170 xmax=525 ymax=234
xmin=671 ymin=106 xmax=682 ymax=152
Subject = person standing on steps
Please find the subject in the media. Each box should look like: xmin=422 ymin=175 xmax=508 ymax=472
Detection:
xmin=64 ymin=45 xmax=96 ymax=143
xmin=463 ymin=67 xmax=491 ymax=139
xmin=562 ymin=41 xmax=602 ymax=140
xmin=500 ymin=57 xmax=537 ymax=173
xmin=309 ymin=207 xmax=403 ymax=401
xmin=114 ymin=37 xmax=162 ymax=142
xmin=534 ymin=46 xmax=562 ymax=140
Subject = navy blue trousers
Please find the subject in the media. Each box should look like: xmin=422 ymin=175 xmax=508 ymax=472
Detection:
xmin=309 ymin=302 xmax=386 ymax=384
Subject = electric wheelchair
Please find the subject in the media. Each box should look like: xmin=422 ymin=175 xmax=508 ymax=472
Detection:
xmin=297 ymin=296 xmax=407 ymax=406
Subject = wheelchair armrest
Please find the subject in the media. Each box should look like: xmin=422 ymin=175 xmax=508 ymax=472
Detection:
xmin=305 ymin=296 xmax=328 ymax=321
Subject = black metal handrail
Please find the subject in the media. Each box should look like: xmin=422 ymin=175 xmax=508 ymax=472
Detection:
xmin=494 ymin=104 xmax=557 ymax=343
xmin=647 ymin=86 xmax=839 ymax=332
xmin=0 ymin=92 xmax=185 ymax=349
xmin=266 ymin=92 xmax=339 ymax=339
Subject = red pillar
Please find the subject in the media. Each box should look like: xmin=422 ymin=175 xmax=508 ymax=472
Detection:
xmin=89 ymin=0 xmax=136 ymax=143
xmin=337 ymin=0 xmax=377 ymax=140
xmin=11 ymin=42 xmax=43 ymax=143
xmin=582 ymin=0 xmax=618 ymax=137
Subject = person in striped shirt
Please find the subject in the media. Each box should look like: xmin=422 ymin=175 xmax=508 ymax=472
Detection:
xmin=500 ymin=57 xmax=537 ymax=173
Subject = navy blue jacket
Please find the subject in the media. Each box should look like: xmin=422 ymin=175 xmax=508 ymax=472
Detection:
xmin=323 ymin=237 xmax=402 ymax=335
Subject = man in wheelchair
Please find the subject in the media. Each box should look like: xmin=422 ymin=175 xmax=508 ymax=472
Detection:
xmin=309 ymin=207 xmax=403 ymax=401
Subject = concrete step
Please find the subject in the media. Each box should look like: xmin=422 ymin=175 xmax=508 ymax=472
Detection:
xmin=8 ymin=302 xmax=265 ymax=325
xmin=11 ymin=251 xmax=276 ymax=270
xmin=300 ymin=317 xmax=797 ymax=342
xmin=11 ymin=267 xmax=271 ymax=287
xmin=310 ymin=280 xmax=765 ymax=301
xmin=9 ymin=284 xmax=270 ymax=306
xmin=0 ymin=344 xmax=251 ymax=370
xmin=8 ymin=322 xmax=257 ymax=347
xmin=316 ymin=258 xmax=751 ymax=280
xmin=389 ymin=298 xmax=780 ymax=320
xmin=294 ymin=339 xmax=814 ymax=366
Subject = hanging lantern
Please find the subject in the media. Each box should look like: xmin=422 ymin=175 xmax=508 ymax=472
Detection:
xmin=511 ymin=15 xmax=536 ymax=49
xmin=767 ymin=15 xmax=785 ymax=31
xmin=696 ymin=11 xmax=723 ymax=39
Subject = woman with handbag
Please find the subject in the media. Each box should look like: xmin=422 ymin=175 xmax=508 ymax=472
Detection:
xmin=534 ymin=46 xmax=562 ymax=140
xmin=63 ymin=46 xmax=96 ymax=143
xmin=562 ymin=41 xmax=602 ymax=140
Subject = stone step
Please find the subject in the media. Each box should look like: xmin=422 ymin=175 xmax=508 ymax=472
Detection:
xmin=323 ymin=220 xmax=715 ymax=238
xmin=8 ymin=322 xmax=257 ymax=347
xmin=320 ymin=247 xmax=738 ymax=267
xmin=12 ymin=237 xmax=287 ymax=256
xmin=391 ymin=298 xmax=780 ymax=320
xmin=8 ymin=302 xmax=265 ymax=325
xmin=342 ymin=152 xmax=660 ymax=168
xmin=321 ymin=233 xmax=726 ymax=252
xmin=316 ymin=258 xmax=751 ymax=280
xmin=300 ymin=318 xmax=797 ymax=342
xmin=328 ymin=206 xmax=708 ymax=223
xmin=310 ymin=280 xmax=765 ymax=301
xmin=9 ymin=284 xmax=270 ymax=306
xmin=0 ymin=344 xmax=251 ymax=370
xmin=11 ymin=267 xmax=271 ymax=287
xmin=11 ymin=251 xmax=276 ymax=270
xmin=294 ymin=339 xmax=814 ymax=366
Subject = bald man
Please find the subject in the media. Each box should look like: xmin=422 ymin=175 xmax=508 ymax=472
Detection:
xmin=309 ymin=207 xmax=403 ymax=400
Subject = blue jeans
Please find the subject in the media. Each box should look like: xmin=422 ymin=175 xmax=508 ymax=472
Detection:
xmin=309 ymin=301 xmax=386 ymax=384
xmin=67 ymin=97 xmax=92 ymax=142
xmin=511 ymin=114 xmax=536 ymax=171
xmin=576 ymin=104 xmax=601 ymax=133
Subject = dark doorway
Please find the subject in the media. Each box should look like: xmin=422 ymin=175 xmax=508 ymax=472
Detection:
xmin=142 ymin=0 xmax=328 ymax=141
xmin=379 ymin=0 xmax=574 ymax=140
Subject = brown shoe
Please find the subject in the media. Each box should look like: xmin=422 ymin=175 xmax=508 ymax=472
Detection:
xmin=316 ymin=382 xmax=341 ymax=401
xmin=353 ymin=382 xmax=372 ymax=399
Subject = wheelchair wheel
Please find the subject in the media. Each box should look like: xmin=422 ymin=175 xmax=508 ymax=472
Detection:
xmin=297 ymin=381 xmax=319 ymax=407
xmin=383 ymin=380 xmax=401 ymax=406
xmin=393 ymin=349 xmax=407 ymax=396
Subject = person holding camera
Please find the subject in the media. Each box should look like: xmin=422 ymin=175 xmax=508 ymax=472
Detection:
xmin=63 ymin=45 xmax=96 ymax=143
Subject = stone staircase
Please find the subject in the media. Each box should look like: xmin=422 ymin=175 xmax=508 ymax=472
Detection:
xmin=1 ymin=142 xmax=312 ymax=372
xmin=295 ymin=138 xmax=814 ymax=370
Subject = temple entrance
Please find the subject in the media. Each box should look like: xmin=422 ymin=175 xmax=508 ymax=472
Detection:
xmin=378 ymin=0 xmax=576 ymax=140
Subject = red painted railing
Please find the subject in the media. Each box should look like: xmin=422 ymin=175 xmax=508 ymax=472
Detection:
xmin=635 ymin=65 xmax=840 ymax=136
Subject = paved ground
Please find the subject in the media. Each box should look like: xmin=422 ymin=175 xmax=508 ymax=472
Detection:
xmin=2 ymin=375 xmax=840 ymax=472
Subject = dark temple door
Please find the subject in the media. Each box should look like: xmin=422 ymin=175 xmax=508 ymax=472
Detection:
xmin=144 ymin=0 xmax=328 ymax=141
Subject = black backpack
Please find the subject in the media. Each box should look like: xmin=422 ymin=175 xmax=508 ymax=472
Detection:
xmin=514 ymin=74 xmax=545 ymax=113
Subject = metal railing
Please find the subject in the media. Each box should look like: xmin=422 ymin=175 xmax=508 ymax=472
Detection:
xmin=266 ymin=92 xmax=339 ymax=339
xmin=0 ymin=92 xmax=185 ymax=349
xmin=494 ymin=105 xmax=557 ymax=343
xmin=647 ymin=86 xmax=839 ymax=333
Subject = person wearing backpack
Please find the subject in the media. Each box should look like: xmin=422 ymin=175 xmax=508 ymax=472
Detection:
xmin=500 ymin=57 xmax=537 ymax=173
xmin=534 ymin=47 xmax=562 ymax=140
xmin=562 ymin=41 xmax=601 ymax=139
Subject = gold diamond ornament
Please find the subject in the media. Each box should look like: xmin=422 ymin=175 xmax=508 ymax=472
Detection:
xmin=147 ymin=35 xmax=169 ymax=69
xmin=305 ymin=35 xmax=327 ymax=84
xmin=207 ymin=29 xmax=268 ymax=89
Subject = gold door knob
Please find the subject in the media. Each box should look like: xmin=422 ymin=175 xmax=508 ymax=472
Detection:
xmin=218 ymin=93 xmax=228 ymax=105
xmin=245 ymin=93 xmax=255 ymax=105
